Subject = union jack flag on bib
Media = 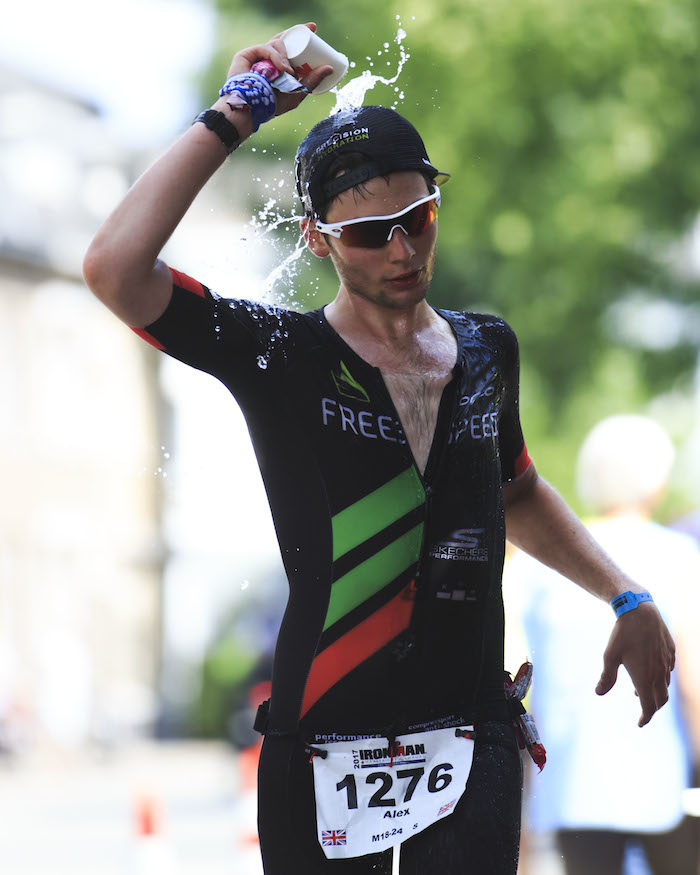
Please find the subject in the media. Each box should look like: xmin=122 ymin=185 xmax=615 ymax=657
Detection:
xmin=322 ymin=829 xmax=347 ymax=846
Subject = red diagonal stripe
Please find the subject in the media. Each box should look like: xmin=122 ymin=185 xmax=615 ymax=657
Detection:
xmin=514 ymin=444 xmax=532 ymax=477
xmin=169 ymin=266 xmax=205 ymax=297
xmin=131 ymin=327 xmax=165 ymax=351
xmin=300 ymin=583 xmax=415 ymax=719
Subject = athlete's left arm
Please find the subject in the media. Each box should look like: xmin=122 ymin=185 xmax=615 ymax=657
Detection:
xmin=502 ymin=463 xmax=676 ymax=727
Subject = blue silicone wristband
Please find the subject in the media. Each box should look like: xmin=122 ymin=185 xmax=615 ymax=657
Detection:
xmin=219 ymin=72 xmax=276 ymax=132
xmin=610 ymin=590 xmax=653 ymax=618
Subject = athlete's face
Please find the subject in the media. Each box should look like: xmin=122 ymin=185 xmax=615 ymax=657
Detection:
xmin=306 ymin=172 xmax=439 ymax=311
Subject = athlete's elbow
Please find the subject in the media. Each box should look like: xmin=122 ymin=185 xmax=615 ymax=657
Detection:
xmin=83 ymin=236 xmax=148 ymax=318
xmin=83 ymin=236 xmax=122 ymax=304
xmin=83 ymin=246 xmax=103 ymax=296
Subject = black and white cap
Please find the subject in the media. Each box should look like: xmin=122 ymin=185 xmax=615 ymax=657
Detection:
xmin=295 ymin=105 xmax=450 ymax=216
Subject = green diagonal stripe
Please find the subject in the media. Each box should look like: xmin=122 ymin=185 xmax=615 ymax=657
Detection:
xmin=323 ymin=523 xmax=424 ymax=631
xmin=332 ymin=467 xmax=425 ymax=562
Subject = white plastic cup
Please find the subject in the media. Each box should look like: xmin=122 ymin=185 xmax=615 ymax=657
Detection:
xmin=281 ymin=25 xmax=349 ymax=94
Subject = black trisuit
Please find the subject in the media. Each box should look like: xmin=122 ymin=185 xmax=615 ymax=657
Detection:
xmin=135 ymin=267 xmax=533 ymax=874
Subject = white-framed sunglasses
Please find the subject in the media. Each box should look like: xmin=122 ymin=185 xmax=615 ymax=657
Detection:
xmin=314 ymin=186 xmax=441 ymax=249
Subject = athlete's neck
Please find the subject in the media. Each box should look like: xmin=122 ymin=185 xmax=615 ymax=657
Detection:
xmin=325 ymin=287 xmax=438 ymax=359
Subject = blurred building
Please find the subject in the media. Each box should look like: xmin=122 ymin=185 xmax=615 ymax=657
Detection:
xmin=0 ymin=65 xmax=166 ymax=751
xmin=0 ymin=63 xmax=292 ymax=753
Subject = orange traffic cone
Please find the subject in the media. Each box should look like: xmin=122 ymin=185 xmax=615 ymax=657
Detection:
xmin=132 ymin=794 xmax=178 ymax=875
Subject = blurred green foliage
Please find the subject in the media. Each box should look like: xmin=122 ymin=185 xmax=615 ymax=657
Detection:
xmin=200 ymin=0 xmax=700 ymax=512
xmin=194 ymin=635 xmax=258 ymax=737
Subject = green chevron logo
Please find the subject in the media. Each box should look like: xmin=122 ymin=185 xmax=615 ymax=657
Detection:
xmin=332 ymin=360 xmax=370 ymax=403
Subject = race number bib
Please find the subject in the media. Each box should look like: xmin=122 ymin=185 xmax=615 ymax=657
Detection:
xmin=311 ymin=726 xmax=475 ymax=859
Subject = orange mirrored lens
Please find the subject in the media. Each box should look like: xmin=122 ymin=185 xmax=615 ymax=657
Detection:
xmin=341 ymin=200 xmax=438 ymax=248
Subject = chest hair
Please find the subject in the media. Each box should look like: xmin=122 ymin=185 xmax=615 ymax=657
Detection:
xmin=333 ymin=314 xmax=458 ymax=474
xmin=379 ymin=326 xmax=457 ymax=473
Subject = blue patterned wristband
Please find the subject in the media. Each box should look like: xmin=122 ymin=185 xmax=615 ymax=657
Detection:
xmin=219 ymin=72 xmax=276 ymax=132
xmin=610 ymin=590 xmax=653 ymax=618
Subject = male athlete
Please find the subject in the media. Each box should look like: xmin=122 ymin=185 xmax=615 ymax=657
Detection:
xmin=83 ymin=25 xmax=675 ymax=875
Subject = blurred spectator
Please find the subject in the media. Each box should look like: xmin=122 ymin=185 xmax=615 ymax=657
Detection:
xmin=507 ymin=415 xmax=700 ymax=875
xmin=673 ymin=508 xmax=700 ymax=545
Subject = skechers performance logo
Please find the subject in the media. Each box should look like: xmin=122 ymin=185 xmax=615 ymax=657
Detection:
xmin=429 ymin=528 xmax=488 ymax=562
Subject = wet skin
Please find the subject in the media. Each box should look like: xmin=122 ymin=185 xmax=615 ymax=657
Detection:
xmin=305 ymin=171 xmax=456 ymax=473
xmin=307 ymin=171 xmax=439 ymax=313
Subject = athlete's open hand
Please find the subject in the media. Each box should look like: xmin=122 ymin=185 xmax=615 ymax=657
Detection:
xmin=226 ymin=23 xmax=333 ymax=116
xmin=595 ymin=601 xmax=676 ymax=726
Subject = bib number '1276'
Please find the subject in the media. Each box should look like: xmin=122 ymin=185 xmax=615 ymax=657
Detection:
xmin=311 ymin=726 xmax=475 ymax=858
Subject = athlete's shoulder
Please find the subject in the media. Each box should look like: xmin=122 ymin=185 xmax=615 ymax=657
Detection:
xmin=437 ymin=308 xmax=519 ymax=347
xmin=436 ymin=307 xmax=515 ymax=330
xmin=168 ymin=266 xmax=305 ymax=324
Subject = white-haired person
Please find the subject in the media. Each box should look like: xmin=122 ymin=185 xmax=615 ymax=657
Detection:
xmin=507 ymin=415 xmax=700 ymax=875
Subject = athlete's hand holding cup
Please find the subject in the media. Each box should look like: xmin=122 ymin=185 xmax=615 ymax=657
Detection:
xmin=226 ymin=23 xmax=345 ymax=116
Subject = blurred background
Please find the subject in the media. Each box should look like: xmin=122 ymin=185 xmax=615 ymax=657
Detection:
xmin=1 ymin=0 xmax=700 ymax=873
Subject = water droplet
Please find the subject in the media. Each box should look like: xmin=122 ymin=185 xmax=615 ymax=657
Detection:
xmin=256 ymin=355 xmax=269 ymax=370
xmin=240 ymin=580 xmax=250 ymax=590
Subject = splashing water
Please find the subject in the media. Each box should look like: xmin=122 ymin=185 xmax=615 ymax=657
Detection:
xmin=260 ymin=233 xmax=307 ymax=299
xmin=244 ymin=22 xmax=412 ymax=313
xmin=331 ymin=26 xmax=410 ymax=113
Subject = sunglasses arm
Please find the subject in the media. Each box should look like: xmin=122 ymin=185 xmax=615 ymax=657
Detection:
xmin=312 ymin=221 xmax=342 ymax=238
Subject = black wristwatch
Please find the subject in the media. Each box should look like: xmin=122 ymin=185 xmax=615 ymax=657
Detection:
xmin=193 ymin=109 xmax=241 ymax=154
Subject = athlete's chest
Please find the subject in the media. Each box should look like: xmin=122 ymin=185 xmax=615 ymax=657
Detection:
xmin=285 ymin=315 xmax=505 ymax=482
xmin=327 ymin=319 xmax=458 ymax=475
xmin=380 ymin=369 xmax=453 ymax=475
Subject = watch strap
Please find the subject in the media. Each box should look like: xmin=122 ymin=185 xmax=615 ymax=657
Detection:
xmin=193 ymin=109 xmax=241 ymax=154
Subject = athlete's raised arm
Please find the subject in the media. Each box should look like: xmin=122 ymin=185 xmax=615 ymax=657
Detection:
xmin=83 ymin=24 xmax=332 ymax=329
